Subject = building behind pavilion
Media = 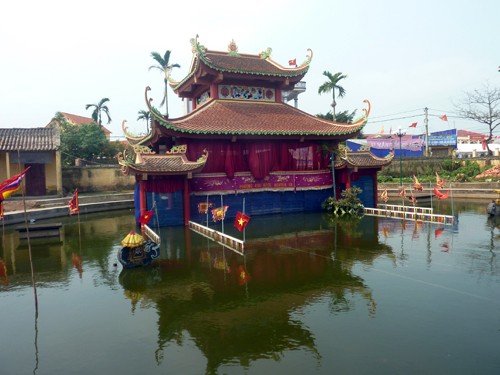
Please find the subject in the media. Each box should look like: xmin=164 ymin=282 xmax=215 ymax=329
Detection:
xmin=119 ymin=37 xmax=392 ymax=227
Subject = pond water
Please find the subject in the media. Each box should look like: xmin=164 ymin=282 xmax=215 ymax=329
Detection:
xmin=0 ymin=200 xmax=499 ymax=375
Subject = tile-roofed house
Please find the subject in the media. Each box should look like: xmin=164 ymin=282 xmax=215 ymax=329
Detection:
xmin=0 ymin=127 xmax=62 ymax=196
xmin=120 ymin=37 xmax=387 ymax=227
xmin=47 ymin=112 xmax=112 ymax=140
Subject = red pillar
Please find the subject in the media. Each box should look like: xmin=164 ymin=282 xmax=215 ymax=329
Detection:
xmin=139 ymin=179 xmax=147 ymax=215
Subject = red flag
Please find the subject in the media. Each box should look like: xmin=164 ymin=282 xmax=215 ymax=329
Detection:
xmin=409 ymin=122 xmax=417 ymax=128
xmin=198 ymin=202 xmax=213 ymax=214
xmin=234 ymin=211 xmax=250 ymax=232
xmin=211 ymin=206 xmax=228 ymax=222
xmin=439 ymin=114 xmax=448 ymax=121
xmin=0 ymin=202 xmax=3 ymax=220
xmin=288 ymin=58 xmax=296 ymax=66
xmin=435 ymin=227 xmax=444 ymax=239
xmin=482 ymin=138 xmax=487 ymax=150
xmin=0 ymin=167 xmax=30 ymax=202
xmin=69 ymin=189 xmax=79 ymax=215
xmin=138 ymin=210 xmax=154 ymax=225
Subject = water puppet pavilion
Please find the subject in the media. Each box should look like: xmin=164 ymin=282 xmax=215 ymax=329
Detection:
xmin=119 ymin=36 xmax=393 ymax=227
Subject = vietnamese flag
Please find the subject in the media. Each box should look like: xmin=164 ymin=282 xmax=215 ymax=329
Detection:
xmin=234 ymin=211 xmax=250 ymax=232
xmin=288 ymin=58 xmax=297 ymax=66
xmin=409 ymin=122 xmax=417 ymax=128
xmin=138 ymin=210 xmax=154 ymax=225
xmin=439 ymin=114 xmax=448 ymax=121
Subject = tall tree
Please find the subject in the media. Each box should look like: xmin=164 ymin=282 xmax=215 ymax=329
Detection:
xmin=454 ymin=83 xmax=500 ymax=156
xmin=318 ymin=71 xmax=347 ymax=121
xmin=85 ymin=98 xmax=111 ymax=126
xmin=149 ymin=50 xmax=180 ymax=118
xmin=137 ymin=110 xmax=151 ymax=133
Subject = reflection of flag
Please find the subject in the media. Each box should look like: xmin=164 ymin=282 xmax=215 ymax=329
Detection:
xmin=238 ymin=265 xmax=251 ymax=285
xmin=409 ymin=122 xmax=417 ymax=128
xmin=198 ymin=202 xmax=213 ymax=214
xmin=288 ymin=58 xmax=296 ymax=66
xmin=212 ymin=206 xmax=228 ymax=222
xmin=441 ymin=242 xmax=449 ymax=252
xmin=138 ymin=210 xmax=154 ymax=225
xmin=234 ymin=211 xmax=250 ymax=232
xmin=0 ymin=167 xmax=30 ymax=202
xmin=439 ymin=114 xmax=448 ymax=121
xmin=435 ymin=227 xmax=444 ymax=239
xmin=69 ymin=189 xmax=79 ymax=215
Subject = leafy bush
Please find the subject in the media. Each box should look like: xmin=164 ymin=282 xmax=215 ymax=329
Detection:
xmin=322 ymin=187 xmax=364 ymax=217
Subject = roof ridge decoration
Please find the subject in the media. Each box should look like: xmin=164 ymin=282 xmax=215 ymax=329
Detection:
xmin=122 ymin=120 xmax=152 ymax=145
xmin=227 ymin=39 xmax=239 ymax=56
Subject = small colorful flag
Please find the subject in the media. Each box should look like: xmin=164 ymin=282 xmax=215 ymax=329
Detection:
xmin=212 ymin=206 xmax=228 ymax=222
xmin=234 ymin=211 xmax=250 ymax=232
xmin=288 ymin=58 xmax=297 ymax=66
xmin=435 ymin=171 xmax=446 ymax=188
xmin=380 ymin=189 xmax=389 ymax=203
xmin=433 ymin=187 xmax=449 ymax=200
xmin=69 ymin=189 xmax=79 ymax=215
xmin=138 ymin=210 xmax=154 ymax=225
xmin=439 ymin=114 xmax=448 ymax=121
xmin=198 ymin=202 xmax=213 ymax=214
xmin=413 ymin=175 xmax=423 ymax=191
xmin=0 ymin=167 xmax=30 ymax=202
xmin=398 ymin=187 xmax=407 ymax=199
xmin=409 ymin=122 xmax=417 ymax=128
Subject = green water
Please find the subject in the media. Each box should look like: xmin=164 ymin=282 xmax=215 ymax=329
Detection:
xmin=0 ymin=201 xmax=499 ymax=374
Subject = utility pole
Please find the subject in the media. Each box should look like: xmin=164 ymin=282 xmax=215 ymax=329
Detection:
xmin=424 ymin=107 xmax=429 ymax=157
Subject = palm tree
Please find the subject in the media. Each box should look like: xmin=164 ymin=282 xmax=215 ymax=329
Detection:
xmin=149 ymin=50 xmax=180 ymax=118
xmin=318 ymin=71 xmax=347 ymax=121
xmin=85 ymin=98 xmax=111 ymax=126
xmin=137 ymin=110 xmax=151 ymax=133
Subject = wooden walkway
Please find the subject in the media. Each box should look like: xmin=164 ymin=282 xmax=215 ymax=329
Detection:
xmin=189 ymin=221 xmax=244 ymax=255
xmin=364 ymin=205 xmax=454 ymax=225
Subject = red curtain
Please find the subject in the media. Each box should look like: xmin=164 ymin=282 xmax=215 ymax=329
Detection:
xmin=186 ymin=140 xmax=328 ymax=180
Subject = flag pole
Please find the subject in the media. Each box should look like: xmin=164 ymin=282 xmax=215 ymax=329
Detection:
xmin=242 ymin=197 xmax=246 ymax=243
xmin=16 ymin=152 xmax=38 ymax=313
xmin=221 ymin=195 xmax=224 ymax=234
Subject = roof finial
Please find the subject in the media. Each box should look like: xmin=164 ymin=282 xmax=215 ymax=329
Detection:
xmin=228 ymin=39 xmax=239 ymax=55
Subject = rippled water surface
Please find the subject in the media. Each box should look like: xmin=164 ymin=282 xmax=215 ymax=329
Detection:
xmin=1 ymin=200 xmax=499 ymax=374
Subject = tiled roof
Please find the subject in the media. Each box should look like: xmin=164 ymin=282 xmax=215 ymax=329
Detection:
xmin=60 ymin=112 xmax=95 ymax=126
xmin=171 ymin=37 xmax=311 ymax=92
xmin=150 ymin=99 xmax=368 ymax=138
xmin=119 ymin=152 xmax=208 ymax=175
xmin=0 ymin=128 xmax=60 ymax=151
xmin=341 ymin=151 xmax=394 ymax=167
xmin=202 ymin=51 xmax=309 ymax=77
xmin=48 ymin=112 xmax=112 ymax=135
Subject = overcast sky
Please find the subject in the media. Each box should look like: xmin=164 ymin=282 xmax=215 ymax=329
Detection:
xmin=1 ymin=0 xmax=499 ymax=139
